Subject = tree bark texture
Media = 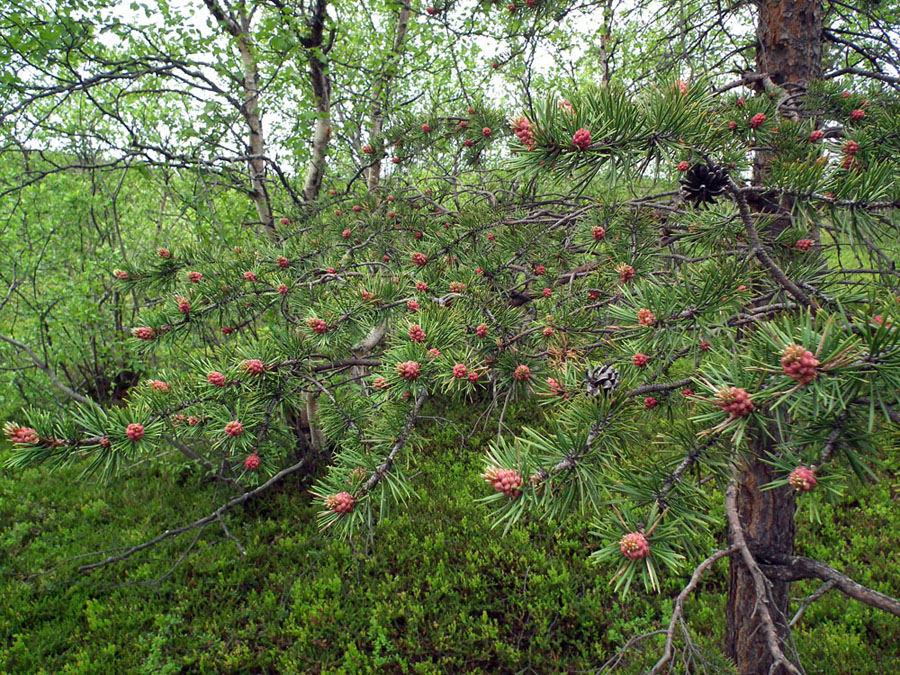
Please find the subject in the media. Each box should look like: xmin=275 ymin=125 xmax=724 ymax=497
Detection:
xmin=725 ymin=3 xmax=823 ymax=673
xmin=725 ymin=450 xmax=796 ymax=673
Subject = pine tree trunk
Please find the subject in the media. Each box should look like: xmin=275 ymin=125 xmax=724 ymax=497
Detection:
xmin=725 ymin=448 xmax=796 ymax=673
xmin=725 ymin=2 xmax=823 ymax=672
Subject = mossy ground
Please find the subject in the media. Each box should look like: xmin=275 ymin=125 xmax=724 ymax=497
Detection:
xmin=2 ymin=400 xmax=899 ymax=673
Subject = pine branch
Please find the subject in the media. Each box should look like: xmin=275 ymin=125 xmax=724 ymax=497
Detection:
xmin=650 ymin=545 xmax=739 ymax=674
xmin=760 ymin=555 xmax=900 ymax=618
xmin=789 ymin=581 xmax=835 ymax=628
xmin=725 ymin=480 xmax=801 ymax=674
xmin=360 ymin=390 xmax=428 ymax=494
xmin=729 ymin=184 xmax=814 ymax=310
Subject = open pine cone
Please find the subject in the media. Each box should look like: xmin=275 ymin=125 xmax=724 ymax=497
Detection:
xmin=584 ymin=364 xmax=620 ymax=397
xmin=680 ymin=162 xmax=729 ymax=205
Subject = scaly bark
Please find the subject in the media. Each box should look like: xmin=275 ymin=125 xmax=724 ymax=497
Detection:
xmin=725 ymin=3 xmax=824 ymax=673
xmin=725 ymin=447 xmax=797 ymax=674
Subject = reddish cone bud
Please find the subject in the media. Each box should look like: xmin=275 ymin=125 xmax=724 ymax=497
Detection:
xmin=616 ymin=263 xmax=635 ymax=283
xmin=789 ymin=466 xmax=817 ymax=491
xmin=225 ymin=420 xmax=243 ymax=437
xmin=307 ymin=317 xmax=328 ymax=335
xmin=572 ymin=128 xmax=592 ymax=150
xmin=4 ymin=422 xmax=39 ymax=445
xmin=716 ymin=386 xmax=754 ymax=417
xmin=620 ymin=532 xmax=650 ymax=560
xmin=148 ymin=379 xmax=169 ymax=392
xmin=207 ymin=371 xmax=226 ymax=387
xmin=132 ymin=326 xmax=156 ymax=340
xmin=483 ymin=466 xmax=523 ymax=497
xmin=397 ymin=360 xmax=421 ymax=380
xmin=126 ymin=423 xmax=145 ymax=442
xmin=781 ymin=344 xmax=819 ymax=385
xmin=325 ymin=492 xmax=355 ymax=514
xmin=637 ymin=308 xmax=655 ymax=327
xmin=241 ymin=359 xmax=265 ymax=375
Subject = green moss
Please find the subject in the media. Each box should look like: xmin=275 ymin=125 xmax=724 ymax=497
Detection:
xmin=2 ymin=401 xmax=899 ymax=672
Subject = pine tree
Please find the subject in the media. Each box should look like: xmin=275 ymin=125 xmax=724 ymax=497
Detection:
xmin=5 ymin=1 xmax=900 ymax=672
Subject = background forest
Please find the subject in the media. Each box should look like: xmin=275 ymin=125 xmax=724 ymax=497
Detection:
xmin=2 ymin=0 xmax=900 ymax=673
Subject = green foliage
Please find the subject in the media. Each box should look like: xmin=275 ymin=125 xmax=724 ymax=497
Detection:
xmin=3 ymin=400 xmax=900 ymax=672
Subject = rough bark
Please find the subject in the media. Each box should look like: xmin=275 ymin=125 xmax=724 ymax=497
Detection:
xmin=366 ymin=5 xmax=411 ymax=192
xmin=725 ymin=449 xmax=796 ymax=674
xmin=752 ymin=0 xmax=824 ymax=190
xmin=755 ymin=0 xmax=823 ymax=91
xmin=724 ymin=3 xmax=824 ymax=673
